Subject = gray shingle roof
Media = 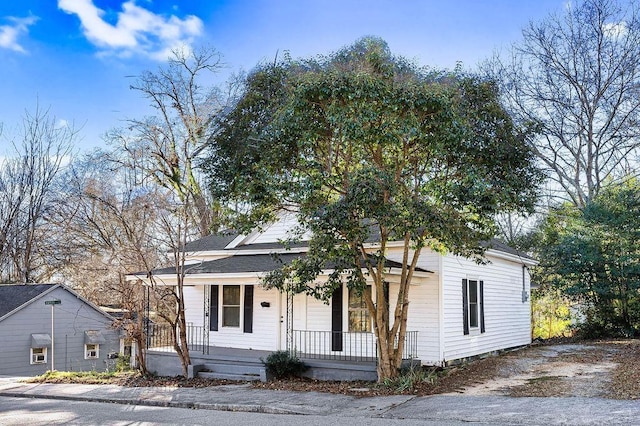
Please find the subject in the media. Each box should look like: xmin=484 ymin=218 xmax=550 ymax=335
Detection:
xmin=484 ymin=239 xmax=536 ymax=261
xmin=146 ymin=253 xmax=431 ymax=276
xmin=182 ymin=231 xmax=240 ymax=252
xmin=149 ymin=253 xmax=305 ymax=275
xmin=183 ymin=232 xmax=534 ymax=261
xmin=0 ymin=284 xmax=56 ymax=318
xmin=233 ymin=241 xmax=309 ymax=251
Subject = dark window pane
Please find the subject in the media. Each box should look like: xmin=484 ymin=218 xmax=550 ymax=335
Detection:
xmin=223 ymin=307 xmax=240 ymax=327
xmin=469 ymin=280 xmax=478 ymax=304
xmin=223 ymin=286 xmax=240 ymax=305
xmin=470 ymin=304 xmax=478 ymax=328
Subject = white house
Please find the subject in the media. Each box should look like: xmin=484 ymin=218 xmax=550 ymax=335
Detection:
xmin=133 ymin=213 xmax=536 ymax=374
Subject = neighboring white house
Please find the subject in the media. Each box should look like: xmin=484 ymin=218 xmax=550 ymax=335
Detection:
xmin=133 ymin=213 xmax=536 ymax=367
xmin=0 ymin=284 xmax=121 ymax=376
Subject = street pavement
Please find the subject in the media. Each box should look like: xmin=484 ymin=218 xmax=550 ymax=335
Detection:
xmin=1 ymin=376 xmax=639 ymax=425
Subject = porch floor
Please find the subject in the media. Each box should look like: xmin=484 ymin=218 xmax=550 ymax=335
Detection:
xmin=151 ymin=344 xmax=378 ymax=366
xmin=147 ymin=344 xmax=380 ymax=381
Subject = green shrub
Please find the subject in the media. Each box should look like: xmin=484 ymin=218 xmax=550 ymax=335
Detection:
xmin=116 ymin=354 xmax=131 ymax=372
xmin=261 ymin=350 xmax=307 ymax=379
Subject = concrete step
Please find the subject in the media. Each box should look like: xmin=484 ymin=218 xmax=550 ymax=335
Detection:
xmin=198 ymin=371 xmax=263 ymax=381
xmin=196 ymin=361 xmax=267 ymax=382
xmin=201 ymin=354 xmax=265 ymax=365
xmin=202 ymin=362 xmax=264 ymax=375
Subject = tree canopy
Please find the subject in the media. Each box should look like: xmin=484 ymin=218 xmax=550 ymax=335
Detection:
xmin=537 ymin=178 xmax=640 ymax=337
xmin=205 ymin=37 xmax=541 ymax=380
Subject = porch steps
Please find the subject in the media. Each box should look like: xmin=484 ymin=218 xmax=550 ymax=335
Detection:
xmin=197 ymin=358 xmax=266 ymax=382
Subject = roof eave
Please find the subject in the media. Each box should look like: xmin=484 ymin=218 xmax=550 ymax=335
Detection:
xmin=485 ymin=248 xmax=538 ymax=266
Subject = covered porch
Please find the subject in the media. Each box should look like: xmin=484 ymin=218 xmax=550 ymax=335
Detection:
xmin=145 ymin=323 xmax=419 ymax=381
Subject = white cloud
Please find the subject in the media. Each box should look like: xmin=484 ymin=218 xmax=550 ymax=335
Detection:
xmin=58 ymin=0 xmax=203 ymax=60
xmin=55 ymin=119 xmax=69 ymax=129
xmin=603 ymin=22 xmax=627 ymax=39
xmin=0 ymin=16 xmax=38 ymax=53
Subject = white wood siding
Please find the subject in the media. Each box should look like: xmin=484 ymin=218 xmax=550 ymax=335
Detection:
xmin=184 ymin=286 xmax=205 ymax=327
xmin=385 ymin=248 xmax=441 ymax=364
xmin=247 ymin=213 xmax=303 ymax=244
xmin=205 ymin=284 xmax=281 ymax=351
xmin=302 ymin=294 xmax=332 ymax=331
xmin=441 ymin=254 xmax=531 ymax=363
xmin=391 ymin=278 xmax=441 ymax=365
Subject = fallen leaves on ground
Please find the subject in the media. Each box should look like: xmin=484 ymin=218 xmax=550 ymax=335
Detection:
xmin=609 ymin=340 xmax=640 ymax=400
xmin=27 ymin=339 xmax=640 ymax=399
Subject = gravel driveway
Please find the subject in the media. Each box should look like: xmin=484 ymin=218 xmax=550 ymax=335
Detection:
xmin=449 ymin=342 xmax=628 ymax=398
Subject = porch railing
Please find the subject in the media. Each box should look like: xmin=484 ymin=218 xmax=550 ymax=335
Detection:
xmin=146 ymin=324 xmax=209 ymax=354
xmin=290 ymin=330 xmax=418 ymax=362
xmin=146 ymin=324 xmax=419 ymax=362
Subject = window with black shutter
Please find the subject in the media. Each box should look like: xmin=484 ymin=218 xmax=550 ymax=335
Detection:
xmin=462 ymin=279 xmax=485 ymax=335
xmin=331 ymin=285 xmax=343 ymax=351
xmin=243 ymin=285 xmax=254 ymax=333
xmin=211 ymin=285 xmax=254 ymax=333
xmin=210 ymin=285 xmax=219 ymax=331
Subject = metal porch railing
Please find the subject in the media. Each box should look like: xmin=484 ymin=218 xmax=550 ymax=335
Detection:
xmin=146 ymin=324 xmax=419 ymax=363
xmin=146 ymin=324 xmax=209 ymax=354
xmin=290 ymin=330 xmax=418 ymax=362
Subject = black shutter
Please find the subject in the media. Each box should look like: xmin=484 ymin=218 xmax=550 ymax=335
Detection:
xmin=383 ymin=281 xmax=390 ymax=320
xmin=462 ymin=279 xmax=469 ymax=335
xmin=480 ymin=280 xmax=485 ymax=333
xmin=210 ymin=285 xmax=219 ymax=331
xmin=331 ymin=285 xmax=343 ymax=351
xmin=243 ymin=285 xmax=254 ymax=333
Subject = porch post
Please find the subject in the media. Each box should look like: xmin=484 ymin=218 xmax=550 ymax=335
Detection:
xmin=145 ymin=284 xmax=150 ymax=349
xmin=203 ymin=285 xmax=210 ymax=355
xmin=286 ymin=290 xmax=293 ymax=353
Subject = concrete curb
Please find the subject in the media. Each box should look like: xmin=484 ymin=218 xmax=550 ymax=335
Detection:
xmin=0 ymin=391 xmax=303 ymax=415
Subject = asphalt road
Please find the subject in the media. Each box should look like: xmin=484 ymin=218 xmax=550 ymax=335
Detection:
xmin=0 ymin=396 xmax=475 ymax=426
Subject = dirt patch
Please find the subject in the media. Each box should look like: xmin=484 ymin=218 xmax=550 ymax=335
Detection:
xmin=446 ymin=340 xmax=637 ymax=399
xmin=257 ymin=340 xmax=640 ymax=398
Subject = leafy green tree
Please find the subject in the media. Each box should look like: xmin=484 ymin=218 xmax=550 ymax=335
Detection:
xmin=537 ymin=178 xmax=640 ymax=337
xmin=531 ymin=286 xmax=572 ymax=339
xmin=205 ymin=37 xmax=541 ymax=380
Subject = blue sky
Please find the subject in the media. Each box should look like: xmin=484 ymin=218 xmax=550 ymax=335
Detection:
xmin=0 ymin=0 xmax=565 ymax=152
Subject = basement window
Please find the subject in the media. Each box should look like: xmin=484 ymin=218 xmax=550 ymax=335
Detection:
xmin=85 ymin=344 xmax=99 ymax=359
xmin=30 ymin=347 xmax=47 ymax=364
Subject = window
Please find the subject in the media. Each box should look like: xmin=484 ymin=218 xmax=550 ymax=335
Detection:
xmin=469 ymin=281 xmax=479 ymax=328
xmin=462 ymin=279 xmax=485 ymax=335
xmin=31 ymin=347 xmax=47 ymax=364
xmin=85 ymin=343 xmax=99 ymax=359
xmin=210 ymin=285 xmax=254 ymax=333
xmin=348 ymin=287 xmax=371 ymax=332
xmin=222 ymin=285 xmax=241 ymax=327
